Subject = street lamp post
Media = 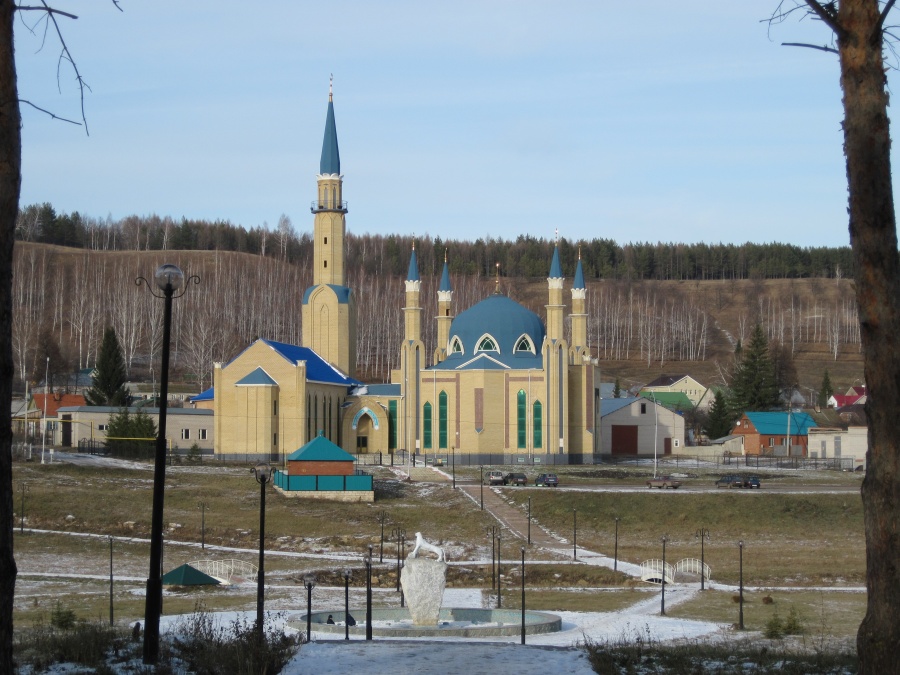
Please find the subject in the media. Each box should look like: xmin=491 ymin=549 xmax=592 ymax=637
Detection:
xmin=399 ymin=533 xmax=406 ymax=608
xmin=572 ymin=509 xmax=577 ymax=560
xmin=479 ymin=466 xmax=484 ymax=510
xmin=452 ymin=446 xmax=456 ymax=489
xmin=391 ymin=527 xmax=406 ymax=592
xmin=365 ymin=545 xmax=373 ymax=641
xmin=198 ymin=501 xmax=207 ymax=550
xmin=252 ymin=463 xmax=272 ymax=642
xmin=614 ymin=517 xmax=620 ymax=571
xmin=696 ymin=528 xmax=710 ymax=590
xmin=19 ymin=482 xmax=27 ymax=534
xmin=520 ymin=546 xmax=526 ymax=645
xmin=660 ymin=534 xmax=668 ymax=615
xmin=343 ymin=569 xmax=352 ymax=640
xmin=497 ymin=528 xmax=502 ymax=609
xmin=109 ymin=536 xmax=114 ymax=626
xmin=486 ymin=526 xmax=499 ymax=592
xmin=377 ymin=510 xmax=387 ymax=563
xmin=138 ymin=263 xmax=196 ymax=665
xmin=527 ymin=496 xmax=531 ymax=545
xmin=738 ymin=540 xmax=745 ymax=629
xmin=304 ymin=574 xmax=316 ymax=641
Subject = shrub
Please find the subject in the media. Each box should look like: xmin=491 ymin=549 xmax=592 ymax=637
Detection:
xmin=764 ymin=612 xmax=785 ymax=639
xmin=50 ymin=601 xmax=76 ymax=630
xmin=783 ymin=605 xmax=805 ymax=635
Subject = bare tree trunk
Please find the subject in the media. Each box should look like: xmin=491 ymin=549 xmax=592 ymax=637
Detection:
xmin=0 ymin=2 xmax=19 ymax=669
xmin=797 ymin=0 xmax=900 ymax=670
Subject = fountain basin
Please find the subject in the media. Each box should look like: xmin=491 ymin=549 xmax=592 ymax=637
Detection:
xmin=295 ymin=608 xmax=562 ymax=638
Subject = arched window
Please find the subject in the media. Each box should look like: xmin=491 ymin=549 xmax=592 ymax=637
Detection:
xmin=533 ymin=400 xmax=543 ymax=449
xmin=514 ymin=334 xmax=535 ymax=354
xmin=476 ymin=334 xmax=498 ymax=353
xmin=423 ymin=402 xmax=433 ymax=450
xmin=517 ymin=390 xmax=527 ymax=449
xmin=450 ymin=337 xmax=463 ymax=354
xmin=439 ymin=391 xmax=448 ymax=449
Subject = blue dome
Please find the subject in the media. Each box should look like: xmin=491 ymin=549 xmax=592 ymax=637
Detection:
xmin=446 ymin=294 xmax=545 ymax=364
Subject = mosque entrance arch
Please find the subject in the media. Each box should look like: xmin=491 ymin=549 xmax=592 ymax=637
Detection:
xmin=351 ymin=408 xmax=381 ymax=454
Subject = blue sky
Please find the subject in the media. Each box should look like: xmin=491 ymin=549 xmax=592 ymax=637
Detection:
xmin=13 ymin=2 xmax=871 ymax=247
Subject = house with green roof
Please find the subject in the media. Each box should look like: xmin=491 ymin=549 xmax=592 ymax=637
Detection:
xmin=274 ymin=430 xmax=374 ymax=502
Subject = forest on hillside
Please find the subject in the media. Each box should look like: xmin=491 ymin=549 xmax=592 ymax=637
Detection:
xmin=13 ymin=242 xmax=861 ymax=396
xmin=16 ymin=203 xmax=856 ymax=282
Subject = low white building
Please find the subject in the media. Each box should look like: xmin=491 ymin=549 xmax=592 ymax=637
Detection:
xmin=600 ymin=397 xmax=685 ymax=456
xmin=807 ymin=426 xmax=867 ymax=470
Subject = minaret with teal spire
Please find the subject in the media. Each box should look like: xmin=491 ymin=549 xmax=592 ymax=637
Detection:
xmin=404 ymin=243 xmax=422 ymax=343
xmin=302 ymin=78 xmax=356 ymax=377
xmin=434 ymin=250 xmax=454 ymax=364
xmin=546 ymin=236 xmax=565 ymax=343
xmin=399 ymin=243 xmax=424 ymax=462
xmin=570 ymin=248 xmax=588 ymax=357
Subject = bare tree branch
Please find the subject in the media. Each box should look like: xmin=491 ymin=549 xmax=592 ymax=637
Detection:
xmin=17 ymin=98 xmax=81 ymax=126
xmin=874 ymin=0 xmax=898 ymax=41
xmin=782 ymin=40 xmax=840 ymax=53
xmin=14 ymin=6 xmax=77 ymax=20
xmin=804 ymin=0 xmax=847 ymax=39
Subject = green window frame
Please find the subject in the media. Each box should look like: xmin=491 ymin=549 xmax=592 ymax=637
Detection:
xmin=533 ymin=400 xmax=543 ymax=449
xmin=423 ymin=402 xmax=433 ymax=449
xmin=439 ymin=391 xmax=448 ymax=449
xmin=388 ymin=400 xmax=397 ymax=450
xmin=517 ymin=390 xmax=527 ymax=449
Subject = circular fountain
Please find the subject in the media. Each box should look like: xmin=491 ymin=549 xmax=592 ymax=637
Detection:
xmin=297 ymin=607 xmax=562 ymax=638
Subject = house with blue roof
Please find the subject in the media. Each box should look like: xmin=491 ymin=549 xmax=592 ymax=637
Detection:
xmin=732 ymin=411 xmax=817 ymax=456
xmin=209 ymin=83 xmax=603 ymax=465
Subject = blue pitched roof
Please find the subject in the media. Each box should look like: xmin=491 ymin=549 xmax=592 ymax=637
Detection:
xmin=236 ymin=367 xmax=277 ymax=386
xmin=745 ymin=411 xmax=817 ymax=435
xmin=549 ymin=245 xmax=562 ymax=278
xmin=573 ymin=258 xmax=585 ymax=289
xmin=288 ymin=430 xmax=356 ymax=461
xmin=600 ymin=397 xmax=641 ymax=417
xmin=439 ymin=259 xmax=451 ymax=292
xmin=320 ymin=99 xmax=341 ymax=174
xmin=302 ymin=284 xmax=352 ymax=305
xmin=232 ymin=339 xmax=360 ymax=386
xmin=365 ymin=384 xmax=402 ymax=396
xmin=190 ymin=387 xmax=214 ymax=402
xmin=407 ymin=247 xmax=420 ymax=282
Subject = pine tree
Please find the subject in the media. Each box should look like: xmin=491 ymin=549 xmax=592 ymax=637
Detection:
xmin=704 ymin=390 xmax=734 ymax=440
xmin=612 ymin=378 xmax=621 ymax=399
xmin=85 ymin=327 xmax=128 ymax=406
xmin=106 ymin=408 xmax=156 ymax=459
xmin=818 ymin=369 xmax=834 ymax=408
xmin=729 ymin=323 xmax=780 ymax=415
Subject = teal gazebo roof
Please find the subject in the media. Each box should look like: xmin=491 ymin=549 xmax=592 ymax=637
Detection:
xmin=288 ymin=430 xmax=356 ymax=462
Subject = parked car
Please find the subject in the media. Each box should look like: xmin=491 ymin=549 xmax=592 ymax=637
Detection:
xmin=503 ymin=472 xmax=528 ymax=486
xmin=646 ymin=475 xmax=682 ymax=489
xmin=743 ymin=475 xmax=762 ymax=489
xmin=715 ymin=474 xmax=743 ymax=489
xmin=485 ymin=470 xmax=505 ymax=486
xmin=535 ymin=473 xmax=559 ymax=487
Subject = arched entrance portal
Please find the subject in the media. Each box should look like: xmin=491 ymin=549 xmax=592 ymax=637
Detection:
xmin=351 ymin=407 xmax=381 ymax=455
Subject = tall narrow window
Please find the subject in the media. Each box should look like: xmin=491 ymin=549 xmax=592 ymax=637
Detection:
xmin=517 ymin=390 xmax=527 ymax=449
xmin=533 ymin=400 xmax=543 ymax=449
xmin=273 ymin=400 xmax=278 ymax=416
xmin=423 ymin=402 xmax=433 ymax=449
xmin=439 ymin=391 xmax=448 ymax=449
xmin=388 ymin=400 xmax=398 ymax=450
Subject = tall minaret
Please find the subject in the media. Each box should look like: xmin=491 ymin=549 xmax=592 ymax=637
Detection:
xmin=399 ymin=245 xmax=424 ymax=460
xmin=302 ymin=79 xmax=357 ymax=376
xmin=570 ymin=249 xmax=588 ymax=360
xmin=546 ymin=239 xmax=566 ymax=343
xmin=434 ymin=251 xmax=453 ymax=365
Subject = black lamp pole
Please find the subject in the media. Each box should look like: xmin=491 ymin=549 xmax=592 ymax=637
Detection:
xmin=614 ymin=517 xmax=620 ymax=571
xmin=109 ymin=536 xmax=114 ymax=626
xmin=696 ymin=528 xmax=710 ymax=590
xmin=572 ymin=509 xmax=577 ymax=560
xmin=343 ymin=569 xmax=352 ymax=640
xmin=527 ymin=496 xmax=531 ymax=545
xmin=198 ymin=501 xmax=207 ymax=550
xmin=399 ymin=533 xmax=406 ymax=608
xmin=660 ymin=535 xmax=668 ymax=616
xmin=497 ymin=529 xmax=502 ymax=609
xmin=391 ymin=527 xmax=406 ymax=592
xmin=365 ymin=545 xmax=373 ymax=640
xmin=452 ymin=446 xmax=456 ymax=489
xmin=304 ymin=574 xmax=316 ymax=641
xmin=252 ymin=463 xmax=272 ymax=642
xmin=738 ymin=540 xmax=745 ymax=629
xmin=377 ymin=510 xmax=387 ymax=563
xmin=140 ymin=264 xmax=195 ymax=665
xmin=479 ymin=466 xmax=484 ymax=510
xmin=520 ymin=547 xmax=526 ymax=645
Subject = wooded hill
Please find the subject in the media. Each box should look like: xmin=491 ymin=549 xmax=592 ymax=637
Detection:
xmin=13 ymin=243 xmax=863 ymax=399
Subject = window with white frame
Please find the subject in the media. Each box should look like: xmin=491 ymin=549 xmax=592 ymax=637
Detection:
xmin=199 ymin=429 xmax=207 ymax=441
xmin=181 ymin=429 xmax=190 ymax=440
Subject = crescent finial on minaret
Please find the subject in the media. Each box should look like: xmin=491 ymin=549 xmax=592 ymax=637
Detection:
xmin=329 ymin=74 xmax=333 ymax=101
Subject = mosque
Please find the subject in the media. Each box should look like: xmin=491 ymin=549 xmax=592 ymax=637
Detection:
xmin=210 ymin=89 xmax=602 ymax=465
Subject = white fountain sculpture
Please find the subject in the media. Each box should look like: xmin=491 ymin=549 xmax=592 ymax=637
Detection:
xmin=400 ymin=532 xmax=448 ymax=626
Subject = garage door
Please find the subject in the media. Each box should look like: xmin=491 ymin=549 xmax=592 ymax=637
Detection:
xmin=611 ymin=425 xmax=638 ymax=454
